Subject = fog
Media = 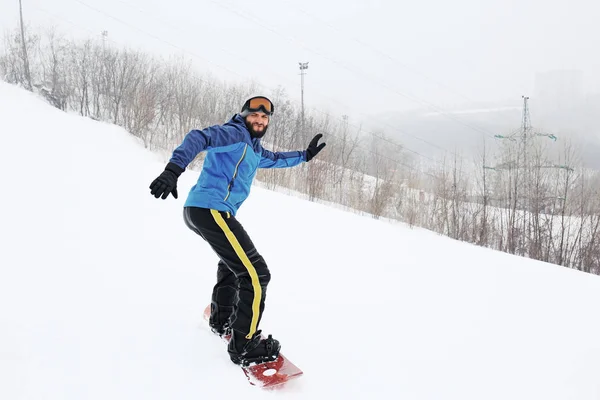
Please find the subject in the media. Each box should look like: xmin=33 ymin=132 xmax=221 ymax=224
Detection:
xmin=2 ymin=0 xmax=599 ymax=158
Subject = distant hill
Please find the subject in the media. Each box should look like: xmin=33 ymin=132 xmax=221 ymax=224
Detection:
xmin=365 ymin=100 xmax=600 ymax=169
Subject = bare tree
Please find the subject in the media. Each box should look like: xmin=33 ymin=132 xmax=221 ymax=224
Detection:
xmin=330 ymin=116 xmax=361 ymax=204
xmin=36 ymin=28 xmax=68 ymax=110
xmin=1 ymin=27 xmax=38 ymax=88
xmin=18 ymin=0 xmax=32 ymax=90
xmin=69 ymin=40 xmax=93 ymax=116
xmin=367 ymin=133 xmax=400 ymax=219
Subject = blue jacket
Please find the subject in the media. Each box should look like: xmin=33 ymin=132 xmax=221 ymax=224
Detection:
xmin=169 ymin=114 xmax=306 ymax=215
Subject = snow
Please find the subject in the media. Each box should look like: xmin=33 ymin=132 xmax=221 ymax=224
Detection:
xmin=1 ymin=81 xmax=600 ymax=399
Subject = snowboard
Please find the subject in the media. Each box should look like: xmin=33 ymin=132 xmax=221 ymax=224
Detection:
xmin=202 ymin=304 xmax=303 ymax=389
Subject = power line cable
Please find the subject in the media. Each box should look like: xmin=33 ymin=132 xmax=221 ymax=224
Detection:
xmin=41 ymin=0 xmax=471 ymax=177
xmin=67 ymin=0 xmax=465 ymax=169
xmin=211 ymin=0 xmax=501 ymax=141
xmin=207 ymin=0 xmax=493 ymax=168
xmin=279 ymin=0 xmax=529 ymax=124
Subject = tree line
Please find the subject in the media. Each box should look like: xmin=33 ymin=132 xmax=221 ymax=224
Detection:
xmin=2 ymin=26 xmax=599 ymax=275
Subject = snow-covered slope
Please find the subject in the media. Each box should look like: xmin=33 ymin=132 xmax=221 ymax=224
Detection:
xmin=1 ymin=81 xmax=600 ymax=399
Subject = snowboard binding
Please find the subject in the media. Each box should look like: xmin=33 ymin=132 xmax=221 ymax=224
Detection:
xmin=228 ymin=330 xmax=281 ymax=366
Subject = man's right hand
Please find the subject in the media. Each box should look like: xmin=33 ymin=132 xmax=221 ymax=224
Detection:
xmin=150 ymin=162 xmax=184 ymax=200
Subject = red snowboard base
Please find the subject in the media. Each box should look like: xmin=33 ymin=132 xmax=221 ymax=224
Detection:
xmin=203 ymin=305 xmax=303 ymax=389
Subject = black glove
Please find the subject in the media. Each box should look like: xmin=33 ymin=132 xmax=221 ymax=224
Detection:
xmin=150 ymin=162 xmax=184 ymax=199
xmin=306 ymin=134 xmax=326 ymax=162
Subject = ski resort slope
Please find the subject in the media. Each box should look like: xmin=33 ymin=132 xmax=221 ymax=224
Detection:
xmin=1 ymin=81 xmax=600 ymax=400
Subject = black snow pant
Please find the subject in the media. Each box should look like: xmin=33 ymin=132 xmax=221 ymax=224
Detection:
xmin=183 ymin=207 xmax=271 ymax=340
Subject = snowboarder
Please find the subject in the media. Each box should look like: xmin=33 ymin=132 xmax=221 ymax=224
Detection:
xmin=149 ymin=96 xmax=326 ymax=365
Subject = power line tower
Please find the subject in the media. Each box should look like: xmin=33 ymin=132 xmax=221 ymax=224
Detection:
xmin=493 ymin=96 xmax=557 ymax=143
xmin=299 ymin=62 xmax=309 ymax=134
xmin=485 ymin=96 xmax=572 ymax=254
xmin=490 ymin=96 xmax=567 ymax=174
xmin=521 ymin=95 xmax=532 ymax=136
xmin=488 ymin=95 xmax=560 ymax=172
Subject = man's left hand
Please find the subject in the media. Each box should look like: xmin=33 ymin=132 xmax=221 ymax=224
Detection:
xmin=306 ymin=134 xmax=326 ymax=162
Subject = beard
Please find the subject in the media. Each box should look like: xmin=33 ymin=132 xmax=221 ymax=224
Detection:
xmin=245 ymin=118 xmax=269 ymax=139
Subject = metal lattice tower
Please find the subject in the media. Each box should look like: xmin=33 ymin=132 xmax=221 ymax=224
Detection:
xmin=485 ymin=96 xmax=572 ymax=250
xmin=521 ymin=95 xmax=531 ymax=136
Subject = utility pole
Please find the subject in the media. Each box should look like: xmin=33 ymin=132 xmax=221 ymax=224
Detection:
xmin=299 ymin=62 xmax=309 ymax=134
xmin=18 ymin=0 xmax=32 ymax=90
xmin=521 ymin=96 xmax=532 ymax=240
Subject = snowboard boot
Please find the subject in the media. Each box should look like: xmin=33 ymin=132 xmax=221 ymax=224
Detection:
xmin=228 ymin=330 xmax=281 ymax=366
xmin=209 ymin=314 xmax=232 ymax=338
xmin=210 ymin=321 xmax=232 ymax=338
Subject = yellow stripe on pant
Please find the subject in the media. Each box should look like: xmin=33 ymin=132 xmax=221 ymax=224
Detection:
xmin=210 ymin=209 xmax=262 ymax=339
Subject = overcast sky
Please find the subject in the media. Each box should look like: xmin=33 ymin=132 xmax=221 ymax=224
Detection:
xmin=1 ymin=0 xmax=599 ymax=122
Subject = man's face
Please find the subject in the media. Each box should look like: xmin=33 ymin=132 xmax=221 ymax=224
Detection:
xmin=245 ymin=112 xmax=270 ymax=138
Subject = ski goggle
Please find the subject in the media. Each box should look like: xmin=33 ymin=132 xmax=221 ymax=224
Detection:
xmin=243 ymin=96 xmax=274 ymax=115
